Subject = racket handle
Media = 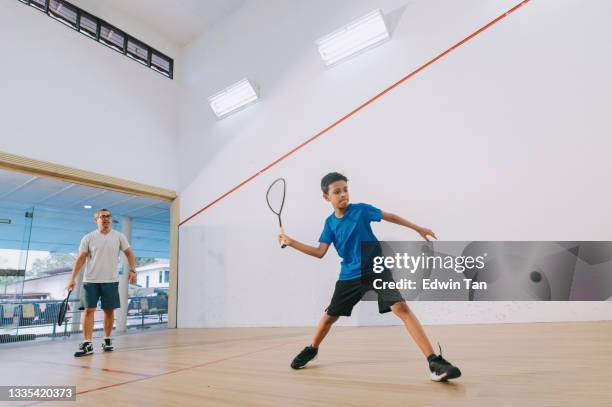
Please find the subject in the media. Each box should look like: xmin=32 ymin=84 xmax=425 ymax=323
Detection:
xmin=280 ymin=227 xmax=287 ymax=249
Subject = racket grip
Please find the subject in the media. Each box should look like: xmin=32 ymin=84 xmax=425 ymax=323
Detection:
xmin=280 ymin=227 xmax=287 ymax=249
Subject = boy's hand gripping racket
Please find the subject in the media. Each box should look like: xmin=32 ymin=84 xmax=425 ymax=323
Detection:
xmin=266 ymin=178 xmax=287 ymax=248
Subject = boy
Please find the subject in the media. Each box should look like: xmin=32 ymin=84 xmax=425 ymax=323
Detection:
xmin=278 ymin=172 xmax=461 ymax=381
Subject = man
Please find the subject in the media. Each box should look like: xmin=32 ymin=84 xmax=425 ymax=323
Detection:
xmin=67 ymin=208 xmax=136 ymax=357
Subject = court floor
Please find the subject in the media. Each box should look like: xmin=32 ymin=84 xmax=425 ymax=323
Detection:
xmin=1 ymin=321 xmax=610 ymax=406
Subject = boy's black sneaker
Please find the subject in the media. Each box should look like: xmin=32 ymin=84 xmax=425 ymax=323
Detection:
xmin=74 ymin=341 xmax=93 ymax=357
xmin=291 ymin=346 xmax=318 ymax=369
xmin=428 ymin=346 xmax=461 ymax=381
xmin=102 ymin=338 xmax=114 ymax=352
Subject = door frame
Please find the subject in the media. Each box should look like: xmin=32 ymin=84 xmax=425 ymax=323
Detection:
xmin=0 ymin=150 xmax=179 ymax=328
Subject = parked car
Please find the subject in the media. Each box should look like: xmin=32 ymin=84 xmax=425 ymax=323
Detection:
xmin=127 ymin=291 xmax=168 ymax=316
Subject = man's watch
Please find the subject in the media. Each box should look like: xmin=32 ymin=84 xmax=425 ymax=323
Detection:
xmin=129 ymin=269 xmax=136 ymax=274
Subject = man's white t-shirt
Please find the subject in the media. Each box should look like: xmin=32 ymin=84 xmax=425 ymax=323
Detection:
xmin=79 ymin=229 xmax=130 ymax=283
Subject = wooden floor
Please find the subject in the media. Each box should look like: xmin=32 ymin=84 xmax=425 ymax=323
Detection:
xmin=1 ymin=321 xmax=610 ymax=406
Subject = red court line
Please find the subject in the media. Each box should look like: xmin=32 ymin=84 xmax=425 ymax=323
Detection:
xmin=12 ymin=358 xmax=152 ymax=378
xmin=179 ymin=0 xmax=530 ymax=227
xmin=19 ymin=340 xmax=302 ymax=406
xmin=75 ymin=338 xmax=305 ymax=396
xmin=20 ymin=329 xmax=361 ymax=405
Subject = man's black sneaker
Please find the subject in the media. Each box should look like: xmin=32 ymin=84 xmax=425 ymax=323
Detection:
xmin=102 ymin=338 xmax=114 ymax=352
xmin=74 ymin=341 xmax=93 ymax=357
xmin=428 ymin=346 xmax=461 ymax=382
xmin=291 ymin=346 xmax=318 ymax=369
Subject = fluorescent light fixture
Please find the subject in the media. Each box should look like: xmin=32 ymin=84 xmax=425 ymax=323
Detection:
xmin=208 ymin=78 xmax=259 ymax=118
xmin=84 ymin=205 xmax=92 ymax=209
xmin=316 ymin=9 xmax=390 ymax=66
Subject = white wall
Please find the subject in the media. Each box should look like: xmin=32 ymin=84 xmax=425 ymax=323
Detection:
xmin=0 ymin=1 xmax=179 ymax=190
xmin=186 ymin=0 xmax=607 ymax=327
xmin=176 ymin=0 xmax=612 ymax=328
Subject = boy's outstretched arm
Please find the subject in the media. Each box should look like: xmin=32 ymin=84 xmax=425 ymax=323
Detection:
xmin=381 ymin=211 xmax=437 ymax=241
xmin=278 ymin=232 xmax=330 ymax=258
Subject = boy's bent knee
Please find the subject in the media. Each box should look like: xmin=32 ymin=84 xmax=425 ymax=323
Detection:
xmin=391 ymin=301 xmax=410 ymax=315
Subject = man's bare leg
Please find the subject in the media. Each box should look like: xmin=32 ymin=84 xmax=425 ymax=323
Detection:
xmin=103 ymin=309 xmax=114 ymax=338
xmin=82 ymin=308 xmax=96 ymax=341
xmin=74 ymin=308 xmax=96 ymax=357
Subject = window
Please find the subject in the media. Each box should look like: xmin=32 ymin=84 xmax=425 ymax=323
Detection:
xmin=158 ymin=271 xmax=162 ymax=284
xmin=164 ymin=270 xmax=169 ymax=283
xmin=127 ymin=38 xmax=148 ymax=65
xmin=78 ymin=12 xmax=97 ymax=38
xmin=145 ymin=275 xmax=149 ymax=288
xmin=100 ymin=22 xmax=125 ymax=52
xmin=18 ymin=0 xmax=173 ymax=79
xmin=151 ymin=52 xmax=173 ymax=77
xmin=49 ymin=0 xmax=77 ymax=29
xmin=29 ymin=0 xmax=47 ymax=12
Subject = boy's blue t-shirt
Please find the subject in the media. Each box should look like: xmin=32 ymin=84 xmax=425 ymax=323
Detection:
xmin=319 ymin=203 xmax=382 ymax=280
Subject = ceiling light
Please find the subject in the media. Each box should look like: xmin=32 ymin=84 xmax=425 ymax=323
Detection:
xmin=316 ymin=9 xmax=390 ymax=67
xmin=84 ymin=205 xmax=92 ymax=209
xmin=208 ymin=78 xmax=259 ymax=119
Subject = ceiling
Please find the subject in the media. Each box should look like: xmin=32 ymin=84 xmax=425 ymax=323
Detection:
xmin=0 ymin=168 xmax=170 ymax=258
xmin=95 ymin=0 xmax=246 ymax=47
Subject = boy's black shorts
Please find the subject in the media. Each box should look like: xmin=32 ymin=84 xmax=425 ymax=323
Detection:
xmin=325 ymin=270 xmax=405 ymax=317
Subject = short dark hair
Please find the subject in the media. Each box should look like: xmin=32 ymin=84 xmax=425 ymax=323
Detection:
xmin=321 ymin=172 xmax=348 ymax=193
